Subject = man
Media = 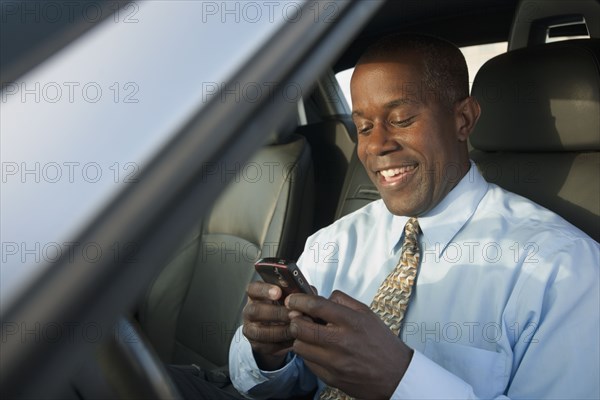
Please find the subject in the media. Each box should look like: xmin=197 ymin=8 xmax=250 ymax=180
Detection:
xmin=229 ymin=34 xmax=599 ymax=399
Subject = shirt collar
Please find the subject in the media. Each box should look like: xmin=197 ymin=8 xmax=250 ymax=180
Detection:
xmin=387 ymin=161 xmax=489 ymax=256
xmin=388 ymin=214 xmax=410 ymax=255
xmin=419 ymin=162 xmax=489 ymax=256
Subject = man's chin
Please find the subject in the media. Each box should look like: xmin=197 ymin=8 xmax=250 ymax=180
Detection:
xmin=381 ymin=197 xmax=413 ymax=217
xmin=379 ymin=191 xmax=431 ymax=217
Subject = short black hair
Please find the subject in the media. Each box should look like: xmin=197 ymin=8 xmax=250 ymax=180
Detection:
xmin=358 ymin=33 xmax=469 ymax=107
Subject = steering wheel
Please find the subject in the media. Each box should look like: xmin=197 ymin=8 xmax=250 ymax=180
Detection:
xmin=73 ymin=316 xmax=183 ymax=400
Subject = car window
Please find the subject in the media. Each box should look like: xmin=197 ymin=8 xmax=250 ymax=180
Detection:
xmin=0 ymin=1 xmax=289 ymax=304
xmin=460 ymin=42 xmax=507 ymax=90
xmin=335 ymin=41 xmax=508 ymax=108
xmin=0 ymin=1 xmax=387 ymax=395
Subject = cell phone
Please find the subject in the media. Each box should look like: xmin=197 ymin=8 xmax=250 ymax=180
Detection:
xmin=254 ymin=257 xmax=316 ymax=303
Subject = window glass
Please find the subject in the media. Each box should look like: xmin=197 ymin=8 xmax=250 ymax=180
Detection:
xmin=335 ymin=68 xmax=354 ymax=109
xmin=460 ymin=42 xmax=507 ymax=90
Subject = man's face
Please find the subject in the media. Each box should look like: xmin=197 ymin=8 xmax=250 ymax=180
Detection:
xmin=351 ymin=53 xmax=469 ymax=217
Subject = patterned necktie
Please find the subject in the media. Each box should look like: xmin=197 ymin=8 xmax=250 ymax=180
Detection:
xmin=319 ymin=217 xmax=421 ymax=400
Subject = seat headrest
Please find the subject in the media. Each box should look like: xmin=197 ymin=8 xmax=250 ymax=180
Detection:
xmin=263 ymin=103 xmax=303 ymax=145
xmin=470 ymin=39 xmax=600 ymax=152
xmin=508 ymin=0 xmax=600 ymax=50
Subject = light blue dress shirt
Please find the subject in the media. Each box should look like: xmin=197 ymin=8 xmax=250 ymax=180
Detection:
xmin=229 ymin=164 xmax=600 ymax=399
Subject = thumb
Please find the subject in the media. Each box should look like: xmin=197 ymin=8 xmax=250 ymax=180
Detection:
xmin=329 ymin=290 xmax=370 ymax=312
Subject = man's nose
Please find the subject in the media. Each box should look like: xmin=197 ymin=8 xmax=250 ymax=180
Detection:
xmin=366 ymin=123 xmax=400 ymax=156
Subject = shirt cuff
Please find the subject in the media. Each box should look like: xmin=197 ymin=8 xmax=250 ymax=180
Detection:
xmin=229 ymin=327 xmax=268 ymax=392
xmin=392 ymin=350 xmax=477 ymax=399
xmin=259 ymin=352 xmax=297 ymax=377
xmin=229 ymin=326 xmax=298 ymax=396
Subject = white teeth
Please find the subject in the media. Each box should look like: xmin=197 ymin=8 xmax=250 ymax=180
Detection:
xmin=379 ymin=165 xmax=416 ymax=178
xmin=380 ymin=169 xmax=400 ymax=177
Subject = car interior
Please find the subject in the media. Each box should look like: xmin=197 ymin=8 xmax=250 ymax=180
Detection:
xmin=2 ymin=0 xmax=598 ymax=398
xmin=128 ymin=0 xmax=599 ymax=397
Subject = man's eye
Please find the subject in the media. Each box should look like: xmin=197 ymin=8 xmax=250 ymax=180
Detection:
xmin=391 ymin=116 xmax=416 ymax=128
xmin=357 ymin=125 xmax=372 ymax=135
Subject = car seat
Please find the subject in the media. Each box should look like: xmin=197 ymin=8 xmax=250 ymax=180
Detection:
xmin=137 ymin=130 xmax=315 ymax=370
xmin=470 ymin=0 xmax=600 ymax=241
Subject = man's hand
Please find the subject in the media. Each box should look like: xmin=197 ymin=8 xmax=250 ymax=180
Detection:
xmin=241 ymin=282 xmax=294 ymax=371
xmin=285 ymin=290 xmax=413 ymax=399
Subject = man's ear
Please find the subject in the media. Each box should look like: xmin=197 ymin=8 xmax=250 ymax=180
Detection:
xmin=454 ymin=96 xmax=481 ymax=142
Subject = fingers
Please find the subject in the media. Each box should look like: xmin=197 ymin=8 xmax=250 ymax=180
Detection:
xmin=285 ymin=293 xmax=339 ymax=323
xmin=289 ymin=312 xmax=342 ymax=347
xmin=292 ymin=338 xmax=336 ymax=373
xmin=243 ymin=301 xmax=290 ymax=324
xmin=285 ymin=290 xmax=369 ymax=324
xmin=243 ymin=322 xmax=294 ymax=345
xmin=329 ymin=290 xmax=370 ymax=312
xmin=288 ymin=318 xmax=354 ymax=388
xmin=244 ymin=322 xmax=294 ymax=370
xmin=285 ymin=291 xmax=411 ymax=399
xmin=242 ymin=282 xmax=295 ymax=365
xmin=247 ymin=281 xmax=282 ymax=302
xmin=243 ymin=282 xmax=290 ymax=340
xmin=244 ymin=282 xmax=288 ymax=324
xmin=242 ymin=300 xmax=293 ymax=358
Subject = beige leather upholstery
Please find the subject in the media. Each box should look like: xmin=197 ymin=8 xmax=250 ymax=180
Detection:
xmin=296 ymin=119 xmax=356 ymax=229
xmin=471 ymin=39 xmax=600 ymax=241
xmin=138 ymin=134 xmax=314 ymax=369
xmin=335 ymin=150 xmax=378 ymax=220
xmin=471 ymin=40 xmax=600 ymax=151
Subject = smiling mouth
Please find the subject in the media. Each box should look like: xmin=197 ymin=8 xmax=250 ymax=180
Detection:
xmin=377 ymin=164 xmax=418 ymax=184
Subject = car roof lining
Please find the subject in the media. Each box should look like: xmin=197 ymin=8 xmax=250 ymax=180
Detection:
xmin=333 ymin=0 xmax=518 ymax=72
